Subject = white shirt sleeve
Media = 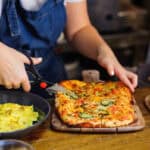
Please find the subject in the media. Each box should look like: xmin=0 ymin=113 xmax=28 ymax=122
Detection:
xmin=65 ymin=0 xmax=84 ymax=3
xmin=0 ymin=0 xmax=84 ymax=17
xmin=0 ymin=0 xmax=3 ymax=17
xmin=20 ymin=0 xmax=47 ymax=11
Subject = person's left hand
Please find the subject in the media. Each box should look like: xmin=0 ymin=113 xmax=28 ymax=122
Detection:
xmin=97 ymin=46 xmax=138 ymax=92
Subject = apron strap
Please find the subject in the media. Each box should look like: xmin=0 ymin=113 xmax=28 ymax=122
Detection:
xmin=55 ymin=0 xmax=64 ymax=4
xmin=6 ymin=0 xmax=20 ymax=37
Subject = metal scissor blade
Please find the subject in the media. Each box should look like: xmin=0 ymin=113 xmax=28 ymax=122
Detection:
xmin=46 ymin=83 xmax=78 ymax=99
xmin=24 ymin=54 xmax=78 ymax=99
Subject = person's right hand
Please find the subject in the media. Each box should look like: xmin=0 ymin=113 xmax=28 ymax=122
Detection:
xmin=0 ymin=42 xmax=42 ymax=92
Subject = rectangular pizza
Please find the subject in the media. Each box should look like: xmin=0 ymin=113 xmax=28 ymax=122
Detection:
xmin=55 ymin=80 xmax=136 ymax=128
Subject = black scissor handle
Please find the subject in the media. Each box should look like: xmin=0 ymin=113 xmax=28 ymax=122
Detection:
xmin=25 ymin=55 xmax=42 ymax=81
xmin=25 ymin=55 xmax=56 ymax=98
xmin=25 ymin=54 xmax=54 ymax=89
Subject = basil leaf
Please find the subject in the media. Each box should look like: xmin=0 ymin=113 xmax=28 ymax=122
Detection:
xmin=79 ymin=113 xmax=93 ymax=119
xmin=101 ymin=99 xmax=115 ymax=106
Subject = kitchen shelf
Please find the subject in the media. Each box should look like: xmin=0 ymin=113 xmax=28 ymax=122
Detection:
xmin=102 ymin=29 xmax=150 ymax=49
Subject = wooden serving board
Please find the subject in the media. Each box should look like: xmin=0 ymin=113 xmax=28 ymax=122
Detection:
xmin=50 ymin=100 xmax=145 ymax=133
xmin=145 ymin=95 xmax=150 ymax=111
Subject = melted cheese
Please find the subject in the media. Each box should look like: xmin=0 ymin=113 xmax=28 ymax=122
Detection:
xmin=56 ymin=80 xmax=134 ymax=128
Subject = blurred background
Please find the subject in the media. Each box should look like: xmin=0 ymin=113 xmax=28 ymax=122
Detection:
xmin=56 ymin=0 xmax=150 ymax=87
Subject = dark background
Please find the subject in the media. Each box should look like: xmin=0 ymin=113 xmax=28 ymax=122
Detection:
xmin=57 ymin=0 xmax=150 ymax=86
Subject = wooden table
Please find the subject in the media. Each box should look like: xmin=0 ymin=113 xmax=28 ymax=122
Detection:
xmin=22 ymin=87 xmax=150 ymax=150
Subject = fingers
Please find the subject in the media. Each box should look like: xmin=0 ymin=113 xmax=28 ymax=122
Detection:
xmin=6 ymin=82 xmax=21 ymax=89
xmin=0 ymin=48 xmax=33 ymax=92
xmin=4 ymin=82 xmax=13 ymax=89
xmin=12 ymin=82 xmax=21 ymax=89
xmin=15 ymin=50 xmax=43 ymax=65
xmin=13 ymin=75 xmax=30 ymax=92
xmin=119 ymin=74 xmax=135 ymax=92
xmin=101 ymin=62 xmax=137 ymax=92
xmin=98 ymin=59 xmax=114 ymax=76
xmin=3 ymin=80 xmax=30 ymax=92
xmin=115 ymin=68 xmax=138 ymax=92
xmin=4 ymin=81 xmax=20 ymax=90
xmin=31 ymin=57 xmax=43 ymax=65
xmin=97 ymin=50 xmax=138 ymax=92
xmin=126 ymin=71 xmax=138 ymax=88
xmin=104 ymin=59 xmax=138 ymax=92
xmin=21 ymin=76 xmax=31 ymax=92
xmin=1 ymin=71 xmax=31 ymax=92
xmin=15 ymin=51 xmax=30 ymax=64
xmin=19 ymin=68 xmax=31 ymax=92
xmin=106 ymin=64 xmax=115 ymax=76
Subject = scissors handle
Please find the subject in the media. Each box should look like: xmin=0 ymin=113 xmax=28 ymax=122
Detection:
xmin=0 ymin=53 xmax=54 ymax=99
xmin=25 ymin=55 xmax=42 ymax=81
xmin=25 ymin=54 xmax=54 ymax=90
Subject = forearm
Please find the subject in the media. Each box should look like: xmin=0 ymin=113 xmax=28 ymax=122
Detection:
xmin=65 ymin=1 xmax=137 ymax=91
xmin=69 ymin=24 xmax=115 ymax=61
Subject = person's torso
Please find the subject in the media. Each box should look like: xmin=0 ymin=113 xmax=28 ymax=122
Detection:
xmin=0 ymin=0 xmax=67 ymax=85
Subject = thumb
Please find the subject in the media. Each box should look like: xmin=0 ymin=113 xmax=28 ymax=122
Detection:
xmin=31 ymin=57 xmax=43 ymax=65
xmin=15 ymin=51 xmax=30 ymax=64
xmin=16 ymin=51 xmax=43 ymax=65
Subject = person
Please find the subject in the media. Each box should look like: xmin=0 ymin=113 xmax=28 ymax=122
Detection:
xmin=0 ymin=0 xmax=137 ymax=94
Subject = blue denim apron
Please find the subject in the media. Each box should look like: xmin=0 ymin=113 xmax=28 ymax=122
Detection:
xmin=0 ymin=0 xmax=67 ymax=84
